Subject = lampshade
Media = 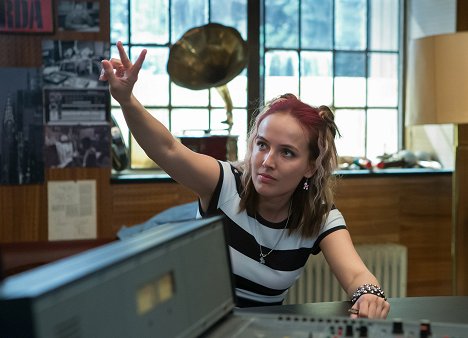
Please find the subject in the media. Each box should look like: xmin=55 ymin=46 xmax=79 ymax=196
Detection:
xmin=407 ymin=32 xmax=468 ymax=125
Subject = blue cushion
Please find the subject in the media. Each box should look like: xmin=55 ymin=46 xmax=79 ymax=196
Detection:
xmin=117 ymin=201 xmax=198 ymax=240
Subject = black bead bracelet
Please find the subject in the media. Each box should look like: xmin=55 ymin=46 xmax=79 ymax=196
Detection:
xmin=351 ymin=283 xmax=387 ymax=304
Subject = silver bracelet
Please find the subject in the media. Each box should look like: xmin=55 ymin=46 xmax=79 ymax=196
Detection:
xmin=351 ymin=283 xmax=387 ymax=304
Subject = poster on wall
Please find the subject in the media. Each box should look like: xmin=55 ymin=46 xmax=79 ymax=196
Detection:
xmin=57 ymin=0 xmax=100 ymax=32
xmin=43 ymin=88 xmax=110 ymax=123
xmin=42 ymin=40 xmax=110 ymax=89
xmin=0 ymin=68 xmax=44 ymax=185
xmin=48 ymin=180 xmax=97 ymax=240
xmin=44 ymin=124 xmax=111 ymax=168
xmin=0 ymin=0 xmax=54 ymax=33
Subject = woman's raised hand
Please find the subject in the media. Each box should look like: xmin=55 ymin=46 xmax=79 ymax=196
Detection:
xmin=99 ymin=41 xmax=147 ymax=105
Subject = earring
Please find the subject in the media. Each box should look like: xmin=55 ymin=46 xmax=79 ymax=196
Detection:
xmin=303 ymin=178 xmax=309 ymax=191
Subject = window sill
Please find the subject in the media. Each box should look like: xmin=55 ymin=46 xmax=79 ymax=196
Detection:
xmin=111 ymin=168 xmax=452 ymax=183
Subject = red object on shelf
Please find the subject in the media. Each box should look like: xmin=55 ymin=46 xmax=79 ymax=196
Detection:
xmin=179 ymin=135 xmax=238 ymax=161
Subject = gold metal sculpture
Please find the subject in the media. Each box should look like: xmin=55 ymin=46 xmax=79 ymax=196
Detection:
xmin=167 ymin=23 xmax=248 ymax=132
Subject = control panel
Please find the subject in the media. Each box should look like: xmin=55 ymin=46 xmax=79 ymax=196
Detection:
xmin=204 ymin=312 xmax=468 ymax=337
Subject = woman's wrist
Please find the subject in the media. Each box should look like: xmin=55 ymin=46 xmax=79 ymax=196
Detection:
xmin=351 ymin=283 xmax=387 ymax=304
xmin=118 ymin=94 xmax=136 ymax=109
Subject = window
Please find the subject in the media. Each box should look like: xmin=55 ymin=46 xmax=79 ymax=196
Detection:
xmin=110 ymin=0 xmax=248 ymax=169
xmin=110 ymin=0 xmax=402 ymax=169
xmin=263 ymin=0 xmax=401 ymax=162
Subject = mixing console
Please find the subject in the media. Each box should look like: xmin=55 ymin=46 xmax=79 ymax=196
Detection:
xmin=204 ymin=312 xmax=468 ymax=337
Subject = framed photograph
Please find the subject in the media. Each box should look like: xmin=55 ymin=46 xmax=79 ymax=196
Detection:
xmin=0 ymin=0 xmax=54 ymax=33
xmin=44 ymin=124 xmax=111 ymax=168
xmin=0 ymin=68 xmax=44 ymax=185
xmin=43 ymin=88 xmax=110 ymax=124
xmin=57 ymin=0 xmax=100 ymax=33
xmin=42 ymin=40 xmax=110 ymax=89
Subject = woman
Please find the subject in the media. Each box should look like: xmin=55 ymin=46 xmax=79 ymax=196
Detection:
xmin=100 ymin=42 xmax=390 ymax=319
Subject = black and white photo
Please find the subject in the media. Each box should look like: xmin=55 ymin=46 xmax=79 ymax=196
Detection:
xmin=57 ymin=0 xmax=100 ymax=32
xmin=42 ymin=40 xmax=110 ymax=89
xmin=0 ymin=68 xmax=44 ymax=185
xmin=44 ymin=88 xmax=110 ymax=123
xmin=44 ymin=124 xmax=111 ymax=168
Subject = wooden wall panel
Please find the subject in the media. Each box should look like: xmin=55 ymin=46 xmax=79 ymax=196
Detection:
xmin=334 ymin=174 xmax=453 ymax=296
xmin=110 ymin=182 xmax=197 ymax=235
xmin=0 ymin=184 xmax=46 ymax=242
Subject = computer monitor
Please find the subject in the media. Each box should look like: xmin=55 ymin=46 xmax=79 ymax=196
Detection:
xmin=0 ymin=216 xmax=234 ymax=338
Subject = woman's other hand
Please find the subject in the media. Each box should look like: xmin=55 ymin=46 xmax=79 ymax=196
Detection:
xmin=99 ymin=41 xmax=147 ymax=105
xmin=348 ymin=294 xmax=390 ymax=319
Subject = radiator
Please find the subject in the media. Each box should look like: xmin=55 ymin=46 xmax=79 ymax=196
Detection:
xmin=284 ymin=244 xmax=407 ymax=304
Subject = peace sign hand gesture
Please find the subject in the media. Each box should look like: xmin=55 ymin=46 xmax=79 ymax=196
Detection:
xmin=99 ymin=41 xmax=147 ymax=105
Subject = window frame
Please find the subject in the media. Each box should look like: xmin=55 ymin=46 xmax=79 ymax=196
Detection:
xmin=110 ymin=0 xmax=404 ymax=170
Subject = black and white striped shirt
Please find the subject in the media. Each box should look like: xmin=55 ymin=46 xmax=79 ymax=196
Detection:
xmin=199 ymin=161 xmax=347 ymax=307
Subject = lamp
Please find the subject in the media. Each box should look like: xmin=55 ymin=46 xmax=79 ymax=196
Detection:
xmin=407 ymin=32 xmax=468 ymax=295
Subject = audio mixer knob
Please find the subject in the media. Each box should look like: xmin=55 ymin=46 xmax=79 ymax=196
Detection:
xmin=419 ymin=320 xmax=432 ymax=338
xmin=392 ymin=318 xmax=404 ymax=335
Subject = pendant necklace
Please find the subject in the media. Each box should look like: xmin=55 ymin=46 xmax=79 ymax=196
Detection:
xmin=254 ymin=201 xmax=292 ymax=264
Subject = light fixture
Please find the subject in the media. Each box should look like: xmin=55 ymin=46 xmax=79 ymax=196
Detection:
xmin=407 ymin=32 xmax=468 ymax=296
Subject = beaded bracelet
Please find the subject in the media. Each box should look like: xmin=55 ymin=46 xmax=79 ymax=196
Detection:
xmin=351 ymin=283 xmax=387 ymax=304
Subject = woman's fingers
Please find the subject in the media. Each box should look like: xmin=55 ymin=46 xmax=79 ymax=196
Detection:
xmin=100 ymin=60 xmax=115 ymax=82
xmin=133 ymin=49 xmax=147 ymax=73
xmin=117 ymin=41 xmax=132 ymax=68
xmin=98 ymin=42 xmax=147 ymax=90
xmin=127 ymin=49 xmax=147 ymax=81
xmin=350 ymin=295 xmax=390 ymax=319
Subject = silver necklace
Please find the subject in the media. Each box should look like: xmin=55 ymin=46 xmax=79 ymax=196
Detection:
xmin=254 ymin=201 xmax=292 ymax=264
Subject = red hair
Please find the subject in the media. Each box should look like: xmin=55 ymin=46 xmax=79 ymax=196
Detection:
xmin=237 ymin=93 xmax=340 ymax=237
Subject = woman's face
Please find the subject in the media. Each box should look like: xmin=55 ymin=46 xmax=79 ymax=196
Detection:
xmin=251 ymin=112 xmax=313 ymax=199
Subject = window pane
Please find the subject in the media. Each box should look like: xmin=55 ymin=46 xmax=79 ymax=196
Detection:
xmin=369 ymin=0 xmax=399 ymax=51
xmin=171 ymin=108 xmax=209 ymax=136
xmin=110 ymin=0 xmax=128 ymax=44
xmin=131 ymin=47 xmax=169 ymax=106
xmin=265 ymin=0 xmax=299 ymax=48
xmin=211 ymin=108 xmax=248 ymax=160
xmin=335 ymin=0 xmax=366 ymax=50
xmin=300 ymin=51 xmax=333 ymax=106
xmin=367 ymin=109 xmax=398 ymax=161
xmin=171 ymin=0 xmax=208 ymax=42
xmin=211 ymin=0 xmax=247 ymax=40
xmin=131 ymin=0 xmax=168 ymax=44
xmin=210 ymin=70 xmax=247 ymax=108
xmin=171 ymin=85 xmax=209 ymax=107
xmin=264 ymin=51 xmax=299 ymax=100
xmin=130 ymin=109 xmax=169 ymax=169
xmin=301 ymin=0 xmax=333 ymax=49
xmin=334 ymin=109 xmax=365 ymax=157
xmin=334 ymin=52 xmax=366 ymax=107
xmin=131 ymin=136 xmax=159 ymax=169
xmin=367 ymin=53 xmax=398 ymax=107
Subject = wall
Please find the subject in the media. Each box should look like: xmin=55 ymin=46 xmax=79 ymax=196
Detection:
xmin=0 ymin=1 xmax=113 ymax=240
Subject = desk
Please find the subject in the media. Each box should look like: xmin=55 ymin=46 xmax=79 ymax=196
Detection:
xmin=240 ymin=296 xmax=468 ymax=324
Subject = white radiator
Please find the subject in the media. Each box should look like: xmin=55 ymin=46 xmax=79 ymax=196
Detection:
xmin=284 ymin=244 xmax=407 ymax=304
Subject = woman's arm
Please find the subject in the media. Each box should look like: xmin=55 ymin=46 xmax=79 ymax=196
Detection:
xmin=100 ymin=42 xmax=220 ymax=209
xmin=320 ymin=229 xmax=390 ymax=319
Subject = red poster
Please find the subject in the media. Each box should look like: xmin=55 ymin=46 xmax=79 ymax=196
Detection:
xmin=0 ymin=0 xmax=53 ymax=33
